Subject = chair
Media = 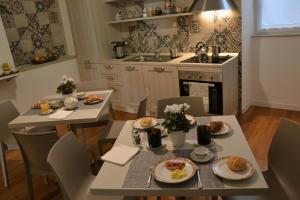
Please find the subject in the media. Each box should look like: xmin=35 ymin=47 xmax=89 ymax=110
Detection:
xmin=47 ymin=132 xmax=135 ymax=200
xmin=98 ymin=89 xmax=149 ymax=156
xmin=0 ymin=100 xmax=20 ymax=188
xmin=223 ymin=118 xmax=300 ymax=200
xmin=157 ymin=96 xmax=204 ymax=118
xmin=12 ymin=126 xmax=59 ymax=200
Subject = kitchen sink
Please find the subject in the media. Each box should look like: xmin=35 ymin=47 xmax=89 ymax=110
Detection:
xmin=181 ymin=55 xmax=233 ymax=64
xmin=124 ymin=55 xmax=178 ymax=62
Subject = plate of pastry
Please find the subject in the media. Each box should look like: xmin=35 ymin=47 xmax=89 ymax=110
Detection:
xmin=152 ymin=157 xmax=197 ymax=184
xmin=208 ymin=121 xmax=232 ymax=136
xmin=212 ymin=156 xmax=255 ymax=180
xmin=84 ymin=95 xmax=103 ymax=105
xmin=132 ymin=117 xmax=158 ymax=130
xmin=40 ymin=109 xmax=54 ymax=116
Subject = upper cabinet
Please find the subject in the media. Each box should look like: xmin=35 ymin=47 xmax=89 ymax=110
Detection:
xmin=0 ymin=19 xmax=15 ymax=70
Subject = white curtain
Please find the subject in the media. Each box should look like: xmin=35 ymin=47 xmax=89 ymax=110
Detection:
xmin=258 ymin=0 xmax=300 ymax=31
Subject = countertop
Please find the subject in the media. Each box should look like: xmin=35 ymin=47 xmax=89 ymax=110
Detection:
xmin=101 ymin=53 xmax=239 ymax=67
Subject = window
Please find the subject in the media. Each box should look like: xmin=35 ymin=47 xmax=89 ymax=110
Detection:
xmin=255 ymin=0 xmax=300 ymax=35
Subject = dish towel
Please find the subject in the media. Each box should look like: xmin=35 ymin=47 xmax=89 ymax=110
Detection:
xmin=189 ymin=82 xmax=210 ymax=113
xmin=101 ymin=145 xmax=140 ymax=166
xmin=48 ymin=110 xmax=74 ymax=119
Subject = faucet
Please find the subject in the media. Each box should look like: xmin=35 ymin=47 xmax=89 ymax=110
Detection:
xmin=153 ymin=39 xmax=160 ymax=60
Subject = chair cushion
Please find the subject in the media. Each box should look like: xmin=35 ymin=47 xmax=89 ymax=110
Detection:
xmin=222 ymin=169 xmax=289 ymax=200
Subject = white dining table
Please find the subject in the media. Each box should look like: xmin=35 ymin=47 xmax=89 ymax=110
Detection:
xmin=8 ymin=90 xmax=113 ymax=129
xmin=90 ymin=115 xmax=268 ymax=197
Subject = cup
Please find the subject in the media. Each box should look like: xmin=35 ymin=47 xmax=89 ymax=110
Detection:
xmin=197 ymin=125 xmax=212 ymax=145
xmin=147 ymin=128 xmax=162 ymax=148
xmin=40 ymin=102 xmax=50 ymax=114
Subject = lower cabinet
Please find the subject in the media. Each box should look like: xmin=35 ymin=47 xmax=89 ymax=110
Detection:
xmin=142 ymin=65 xmax=180 ymax=114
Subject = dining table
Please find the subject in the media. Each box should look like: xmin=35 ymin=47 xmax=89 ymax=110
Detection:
xmin=90 ymin=115 xmax=268 ymax=198
xmin=8 ymin=90 xmax=113 ymax=129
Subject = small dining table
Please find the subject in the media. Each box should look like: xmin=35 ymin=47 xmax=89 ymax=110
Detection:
xmin=8 ymin=90 xmax=113 ymax=129
xmin=90 ymin=115 xmax=268 ymax=197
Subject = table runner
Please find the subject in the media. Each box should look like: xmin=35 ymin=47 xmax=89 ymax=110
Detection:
xmin=122 ymin=150 xmax=224 ymax=189
xmin=23 ymin=93 xmax=109 ymax=116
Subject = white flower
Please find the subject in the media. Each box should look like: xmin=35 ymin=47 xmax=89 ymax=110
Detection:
xmin=67 ymin=77 xmax=74 ymax=83
xmin=62 ymin=75 xmax=67 ymax=80
xmin=183 ymin=103 xmax=190 ymax=112
xmin=164 ymin=103 xmax=190 ymax=113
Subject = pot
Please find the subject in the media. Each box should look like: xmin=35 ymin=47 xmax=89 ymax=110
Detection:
xmin=169 ymin=47 xmax=179 ymax=58
xmin=168 ymin=130 xmax=186 ymax=147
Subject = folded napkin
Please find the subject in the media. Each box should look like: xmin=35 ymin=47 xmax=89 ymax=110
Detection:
xmin=48 ymin=110 xmax=73 ymax=119
xmin=101 ymin=145 xmax=140 ymax=166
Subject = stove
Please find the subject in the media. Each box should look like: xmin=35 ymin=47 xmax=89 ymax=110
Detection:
xmin=181 ymin=55 xmax=232 ymax=64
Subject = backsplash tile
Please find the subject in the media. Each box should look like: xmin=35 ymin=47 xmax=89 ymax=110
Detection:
xmin=0 ymin=0 xmax=66 ymax=66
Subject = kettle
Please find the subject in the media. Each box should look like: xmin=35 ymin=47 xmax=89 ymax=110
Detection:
xmin=112 ymin=41 xmax=126 ymax=59
xmin=195 ymin=42 xmax=209 ymax=63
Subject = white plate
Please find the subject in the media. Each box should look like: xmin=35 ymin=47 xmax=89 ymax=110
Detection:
xmin=84 ymin=99 xmax=103 ymax=105
xmin=186 ymin=114 xmax=197 ymax=126
xmin=40 ymin=109 xmax=54 ymax=115
xmin=212 ymin=156 xmax=255 ymax=180
xmin=132 ymin=117 xmax=158 ymax=130
xmin=190 ymin=150 xmax=214 ymax=163
xmin=152 ymin=158 xmax=197 ymax=184
xmin=210 ymin=122 xmax=232 ymax=136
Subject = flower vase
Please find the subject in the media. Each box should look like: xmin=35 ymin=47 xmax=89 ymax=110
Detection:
xmin=168 ymin=130 xmax=186 ymax=147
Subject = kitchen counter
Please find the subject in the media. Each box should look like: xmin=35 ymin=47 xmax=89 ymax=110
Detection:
xmin=101 ymin=53 xmax=239 ymax=67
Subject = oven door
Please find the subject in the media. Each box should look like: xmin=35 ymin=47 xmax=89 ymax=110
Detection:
xmin=179 ymin=80 xmax=223 ymax=115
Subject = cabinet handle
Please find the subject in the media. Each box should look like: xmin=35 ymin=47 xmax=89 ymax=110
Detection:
xmin=105 ymin=65 xmax=113 ymax=70
xmin=153 ymin=67 xmax=165 ymax=73
xmin=106 ymin=75 xmax=116 ymax=81
xmin=126 ymin=66 xmax=135 ymax=71
xmin=111 ymin=86 xmax=119 ymax=92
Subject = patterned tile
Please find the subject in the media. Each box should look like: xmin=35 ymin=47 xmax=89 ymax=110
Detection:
xmin=52 ymin=45 xmax=65 ymax=56
xmin=13 ymin=14 xmax=28 ymax=27
xmin=48 ymin=11 xmax=57 ymax=23
xmin=22 ymin=0 xmax=36 ymax=14
xmin=1 ymin=14 xmax=15 ymax=28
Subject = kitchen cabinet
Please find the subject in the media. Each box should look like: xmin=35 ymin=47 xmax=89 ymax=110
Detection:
xmin=143 ymin=65 xmax=180 ymax=114
xmin=78 ymin=63 xmax=108 ymax=90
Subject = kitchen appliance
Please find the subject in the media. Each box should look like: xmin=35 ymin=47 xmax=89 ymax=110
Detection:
xmin=195 ymin=42 xmax=209 ymax=63
xmin=124 ymin=55 xmax=179 ymax=62
xmin=212 ymin=45 xmax=221 ymax=63
xmin=181 ymin=55 xmax=232 ymax=64
xmin=189 ymin=0 xmax=237 ymax=12
xmin=112 ymin=41 xmax=126 ymax=59
xmin=169 ymin=47 xmax=179 ymax=58
xmin=179 ymin=70 xmax=223 ymax=114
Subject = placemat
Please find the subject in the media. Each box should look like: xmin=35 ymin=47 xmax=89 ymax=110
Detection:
xmin=122 ymin=150 xmax=224 ymax=189
xmin=23 ymin=93 xmax=109 ymax=116
xmin=186 ymin=117 xmax=213 ymax=140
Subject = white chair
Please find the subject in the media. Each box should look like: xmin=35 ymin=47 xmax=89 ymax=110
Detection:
xmin=0 ymin=100 xmax=20 ymax=188
xmin=47 ymin=132 xmax=137 ymax=200
xmin=12 ymin=126 xmax=59 ymax=200
xmin=223 ymin=118 xmax=300 ymax=200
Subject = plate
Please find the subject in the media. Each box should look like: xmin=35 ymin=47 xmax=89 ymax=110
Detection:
xmin=210 ymin=122 xmax=232 ymax=136
xmin=190 ymin=150 xmax=214 ymax=163
xmin=186 ymin=114 xmax=197 ymax=126
xmin=212 ymin=156 xmax=255 ymax=180
xmin=84 ymin=99 xmax=103 ymax=105
xmin=40 ymin=109 xmax=54 ymax=115
xmin=132 ymin=117 xmax=158 ymax=130
xmin=152 ymin=157 xmax=197 ymax=184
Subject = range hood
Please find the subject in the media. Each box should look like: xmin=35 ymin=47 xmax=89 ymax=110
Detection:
xmin=189 ymin=0 xmax=237 ymax=12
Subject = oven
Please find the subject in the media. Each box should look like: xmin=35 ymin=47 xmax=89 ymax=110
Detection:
xmin=178 ymin=70 xmax=223 ymax=115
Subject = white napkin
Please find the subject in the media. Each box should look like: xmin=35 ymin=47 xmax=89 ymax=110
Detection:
xmin=189 ymin=82 xmax=210 ymax=113
xmin=48 ymin=110 xmax=74 ymax=119
xmin=101 ymin=145 xmax=140 ymax=166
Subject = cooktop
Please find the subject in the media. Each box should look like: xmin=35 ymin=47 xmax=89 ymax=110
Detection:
xmin=181 ymin=55 xmax=232 ymax=64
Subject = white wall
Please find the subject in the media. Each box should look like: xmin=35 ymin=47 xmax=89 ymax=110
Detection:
xmin=252 ymin=36 xmax=300 ymax=111
xmin=0 ymin=19 xmax=15 ymax=70
xmin=241 ymin=0 xmax=255 ymax=112
xmin=0 ymin=59 xmax=80 ymax=112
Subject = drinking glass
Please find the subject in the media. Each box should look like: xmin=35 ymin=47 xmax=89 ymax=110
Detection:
xmin=147 ymin=128 xmax=162 ymax=148
xmin=197 ymin=124 xmax=212 ymax=145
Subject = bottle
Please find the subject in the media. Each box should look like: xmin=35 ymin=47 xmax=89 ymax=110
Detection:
xmin=142 ymin=8 xmax=148 ymax=18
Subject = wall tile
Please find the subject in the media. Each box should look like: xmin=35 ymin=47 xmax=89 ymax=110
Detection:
xmin=1 ymin=14 xmax=15 ymax=28
xmin=14 ymin=14 xmax=28 ymax=27
xmin=5 ymin=27 xmax=19 ymax=41
xmin=37 ymin=11 xmax=49 ymax=25
xmin=22 ymin=0 xmax=36 ymax=14
xmin=20 ymin=39 xmax=33 ymax=52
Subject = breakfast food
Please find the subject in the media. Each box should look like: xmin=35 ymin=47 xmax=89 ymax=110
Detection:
xmin=165 ymin=161 xmax=186 ymax=171
xmin=86 ymin=95 xmax=102 ymax=103
xmin=209 ymin=121 xmax=223 ymax=133
xmin=140 ymin=117 xmax=153 ymax=127
xmin=171 ymin=169 xmax=188 ymax=179
xmin=32 ymin=102 xmax=42 ymax=109
xmin=227 ymin=156 xmax=247 ymax=172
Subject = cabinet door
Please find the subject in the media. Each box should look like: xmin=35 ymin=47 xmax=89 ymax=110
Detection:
xmin=143 ymin=66 xmax=180 ymax=114
xmin=121 ymin=65 xmax=146 ymax=113
xmin=78 ymin=63 xmax=108 ymax=90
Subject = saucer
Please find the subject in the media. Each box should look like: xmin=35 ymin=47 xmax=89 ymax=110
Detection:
xmin=190 ymin=150 xmax=214 ymax=163
xmin=40 ymin=109 xmax=54 ymax=115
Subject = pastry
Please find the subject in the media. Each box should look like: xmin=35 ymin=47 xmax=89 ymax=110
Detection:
xmin=86 ymin=95 xmax=102 ymax=103
xmin=227 ymin=156 xmax=247 ymax=171
xmin=209 ymin=121 xmax=223 ymax=133
xmin=140 ymin=117 xmax=153 ymax=127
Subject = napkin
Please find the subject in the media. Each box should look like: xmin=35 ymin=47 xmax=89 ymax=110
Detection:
xmin=48 ymin=110 xmax=73 ymax=119
xmin=101 ymin=145 xmax=140 ymax=166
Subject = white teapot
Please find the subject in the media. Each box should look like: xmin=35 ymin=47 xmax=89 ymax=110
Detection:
xmin=64 ymin=96 xmax=78 ymax=110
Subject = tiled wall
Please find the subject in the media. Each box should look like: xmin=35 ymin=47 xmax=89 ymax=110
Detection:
xmin=0 ymin=0 xmax=66 ymax=66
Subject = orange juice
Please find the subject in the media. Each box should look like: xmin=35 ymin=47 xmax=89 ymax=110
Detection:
xmin=40 ymin=102 xmax=50 ymax=113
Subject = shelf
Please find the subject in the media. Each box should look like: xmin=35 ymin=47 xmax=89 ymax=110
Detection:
xmin=107 ymin=12 xmax=193 ymax=24
xmin=0 ymin=73 xmax=18 ymax=81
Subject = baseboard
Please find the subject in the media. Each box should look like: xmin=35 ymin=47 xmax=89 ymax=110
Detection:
xmin=241 ymin=102 xmax=252 ymax=114
xmin=252 ymin=100 xmax=300 ymax=111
